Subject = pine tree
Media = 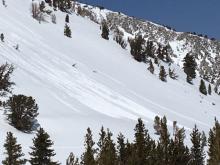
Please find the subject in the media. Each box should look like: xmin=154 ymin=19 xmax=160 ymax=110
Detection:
xmin=65 ymin=14 xmax=69 ymax=23
xmin=129 ymin=35 xmax=145 ymax=62
xmin=134 ymin=118 xmax=154 ymax=165
xmin=64 ymin=23 xmax=71 ymax=38
xmin=5 ymin=94 xmax=39 ymax=132
xmin=66 ymin=152 xmax=80 ymax=165
xmin=0 ymin=63 xmax=14 ymax=96
xmin=154 ymin=57 xmax=158 ymax=65
xmin=81 ymin=128 xmax=96 ymax=165
xmin=159 ymin=66 xmax=167 ymax=82
xmin=183 ymin=53 xmax=197 ymax=84
xmin=190 ymin=125 xmax=205 ymax=165
xmin=157 ymin=45 xmax=164 ymax=60
xmin=101 ymin=21 xmax=109 ymax=40
xmin=158 ymin=116 xmax=171 ymax=164
xmin=148 ymin=60 xmax=154 ymax=74
xmin=169 ymin=68 xmax=178 ymax=80
xmin=2 ymin=132 xmax=26 ymax=165
xmin=117 ymin=133 xmax=126 ymax=165
xmin=153 ymin=116 xmax=161 ymax=135
xmin=207 ymin=119 xmax=220 ymax=165
xmin=170 ymin=128 xmax=191 ymax=165
xmin=145 ymin=41 xmax=154 ymax=58
xmin=97 ymin=127 xmax=117 ymax=165
xmin=208 ymin=84 xmax=212 ymax=95
xmin=199 ymin=79 xmax=207 ymax=95
xmin=1 ymin=33 xmax=4 ymax=42
xmin=29 ymin=128 xmax=60 ymax=165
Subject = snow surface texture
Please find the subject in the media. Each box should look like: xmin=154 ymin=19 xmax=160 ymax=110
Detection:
xmin=0 ymin=0 xmax=220 ymax=163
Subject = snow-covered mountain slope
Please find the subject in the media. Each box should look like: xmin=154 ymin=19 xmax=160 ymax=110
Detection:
xmin=0 ymin=0 xmax=220 ymax=163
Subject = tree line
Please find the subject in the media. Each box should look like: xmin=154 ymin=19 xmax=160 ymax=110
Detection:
xmin=2 ymin=116 xmax=220 ymax=165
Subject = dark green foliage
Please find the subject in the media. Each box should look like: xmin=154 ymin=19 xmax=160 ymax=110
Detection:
xmin=97 ymin=127 xmax=117 ymax=165
xmin=145 ymin=41 xmax=154 ymax=58
xmin=0 ymin=63 xmax=15 ymax=96
xmin=64 ymin=23 xmax=71 ymax=38
xmin=148 ymin=60 xmax=154 ymax=74
xmin=157 ymin=45 xmax=163 ymax=60
xmin=101 ymin=21 xmax=109 ymax=40
xmin=190 ymin=125 xmax=205 ymax=165
xmin=154 ymin=57 xmax=158 ymax=64
xmin=29 ymin=128 xmax=60 ymax=165
xmin=1 ymin=33 xmax=4 ymax=42
xmin=208 ymin=84 xmax=212 ymax=95
xmin=199 ymin=79 xmax=207 ymax=95
xmin=157 ymin=116 xmax=170 ymax=164
xmin=2 ymin=132 xmax=26 ymax=165
xmin=65 ymin=14 xmax=69 ymax=23
xmin=159 ymin=66 xmax=167 ymax=82
xmin=207 ymin=119 xmax=220 ymax=165
xmin=129 ymin=35 xmax=145 ymax=62
xmin=5 ymin=94 xmax=39 ymax=132
xmin=133 ymin=118 xmax=155 ymax=165
xmin=153 ymin=116 xmax=161 ymax=135
xmin=116 ymin=133 xmax=126 ymax=165
xmin=169 ymin=68 xmax=178 ymax=80
xmin=183 ymin=53 xmax=197 ymax=84
xmin=170 ymin=128 xmax=191 ymax=165
xmin=81 ymin=128 xmax=96 ymax=165
xmin=66 ymin=152 xmax=80 ymax=165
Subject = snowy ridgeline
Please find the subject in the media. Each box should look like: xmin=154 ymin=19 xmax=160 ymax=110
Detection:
xmin=0 ymin=0 xmax=220 ymax=163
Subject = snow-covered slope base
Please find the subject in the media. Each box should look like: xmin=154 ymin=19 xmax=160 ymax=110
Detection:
xmin=0 ymin=0 xmax=220 ymax=163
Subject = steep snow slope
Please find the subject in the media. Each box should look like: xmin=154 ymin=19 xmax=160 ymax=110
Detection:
xmin=0 ymin=0 xmax=220 ymax=163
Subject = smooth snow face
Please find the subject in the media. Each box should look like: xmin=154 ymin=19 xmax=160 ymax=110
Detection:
xmin=0 ymin=0 xmax=220 ymax=163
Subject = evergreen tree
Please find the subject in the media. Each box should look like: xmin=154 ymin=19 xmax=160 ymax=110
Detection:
xmin=1 ymin=33 xmax=4 ymax=42
xmin=153 ymin=116 xmax=161 ymax=135
xmin=5 ymin=94 xmax=39 ymax=132
xmin=208 ymin=84 xmax=212 ymax=95
xmin=81 ymin=128 xmax=96 ymax=165
xmin=157 ymin=45 xmax=164 ymax=61
xmin=159 ymin=66 xmax=167 ymax=82
xmin=97 ymin=127 xmax=117 ymax=165
xmin=66 ymin=152 xmax=79 ymax=165
xmin=65 ymin=14 xmax=69 ymax=23
xmin=101 ymin=21 xmax=109 ymax=40
xmin=0 ymin=63 xmax=14 ymax=96
xmin=129 ymin=35 xmax=145 ymax=62
xmin=145 ymin=40 xmax=154 ymax=58
xmin=170 ymin=128 xmax=191 ymax=165
xmin=64 ymin=23 xmax=71 ymax=38
xmin=148 ymin=60 xmax=154 ymax=74
xmin=190 ymin=125 xmax=205 ymax=165
xmin=158 ymin=116 xmax=171 ymax=164
xmin=134 ymin=118 xmax=154 ymax=165
xmin=2 ymin=132 xmax=26 ymax=165
xmin=154 ymin=57 xmax=158 ymax=65
xmin=183 ymin=53 xmax=197 ymax=84
xmin=207 ymin=119 xmax=220 ymax=165
xmin=169 ymin=68 xmax=178 ymax=80
xmin=29 ymin=128 xmax=60 ymax=165
xmin=199 ymin=79 xmax=207 ymax=95
xmin=117 ymin=133 xmax=126 ymax=165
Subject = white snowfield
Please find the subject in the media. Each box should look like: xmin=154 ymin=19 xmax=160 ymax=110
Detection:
xmin=0 ymin=0 xmax=220 ymax=163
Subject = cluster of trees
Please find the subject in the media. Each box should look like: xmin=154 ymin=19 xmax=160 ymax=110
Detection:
xmin=3 ymin=116 xmax=220 ymax=165
xmin=0 ymin=63 xmax=39 ymax=132
xmin=128 ymin=35 xmax=172 ymax=64
xmin=45 ymin=0 xmax=72 ymax=11
xmin=2 ymin=128 xmax=59 ymax=165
